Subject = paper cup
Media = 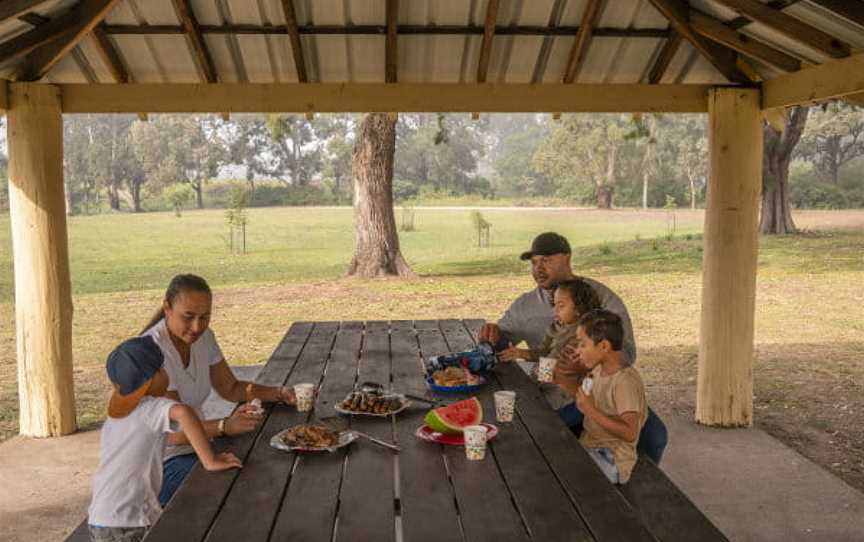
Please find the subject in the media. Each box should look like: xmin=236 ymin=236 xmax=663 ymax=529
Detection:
xmin=294 ymin=383 xmax=315 ymax=412
xmin=464 ymin=425 xmax=488 ymax=461
xmin=494 ymin=391 xmax=516 ymax=423
xmin=537 ymin=357 xmax=557 ymax=383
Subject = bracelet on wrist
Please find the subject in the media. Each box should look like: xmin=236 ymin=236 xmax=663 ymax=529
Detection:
xmin=217 ymin=417 xmax=227 ymax=436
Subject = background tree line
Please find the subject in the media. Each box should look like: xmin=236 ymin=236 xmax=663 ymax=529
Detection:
xmin=0 ymin=106 xmax=861 ymax=217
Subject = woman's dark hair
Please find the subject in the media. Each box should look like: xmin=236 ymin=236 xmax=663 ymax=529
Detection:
xmin=578 ymin=309 xmax=624 ymax=351
xmin=141 ymin=274 xmax=212 ymax=333
xmin=555 ymin=278 xmax=602 ymax=318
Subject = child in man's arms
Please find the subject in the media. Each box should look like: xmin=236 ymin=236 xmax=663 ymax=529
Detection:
xmin=556 ymin=309 xmax=647 ymax=484
xmin=88 ymin=336 xmax=242 ymax=542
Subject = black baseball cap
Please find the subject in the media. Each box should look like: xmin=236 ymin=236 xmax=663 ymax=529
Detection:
xmin=106 ymin=336 xmax=164 ymax=418
xmin=520 ymin=232 xmax=571 ymax=261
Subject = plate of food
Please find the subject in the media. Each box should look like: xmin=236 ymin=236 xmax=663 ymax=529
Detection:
xmin=415 ymin=423 xmax=499 ymax=446
xmin=426 ymin=366 xmax=487 ymax=393
xmin=334 ymin=391 xmax=410 ymax=417
xmin=270 ymin=424 xmax=358 ymax=453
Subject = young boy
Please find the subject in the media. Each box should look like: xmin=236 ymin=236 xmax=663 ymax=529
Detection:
xmin=88 ymin=336 xmax=242 ymax=542
xmin=558 ymin=309 xmax=647 ymax=484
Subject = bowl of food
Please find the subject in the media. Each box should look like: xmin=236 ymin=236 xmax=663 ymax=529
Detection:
xmin=270 ymin=424 xmax=357 ymax=452
xmin=426 ymin=366 xmax=486 ymax=393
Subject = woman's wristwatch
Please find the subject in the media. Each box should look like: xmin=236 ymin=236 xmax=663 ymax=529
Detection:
xmin=217 ymin=417 xmax=227 ymax=436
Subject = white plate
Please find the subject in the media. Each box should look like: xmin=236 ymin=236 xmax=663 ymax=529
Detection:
xmin=333 ymin=393 xmax=411 ymax=417
xmin=270 ymin=427 xmax=358 ymax=453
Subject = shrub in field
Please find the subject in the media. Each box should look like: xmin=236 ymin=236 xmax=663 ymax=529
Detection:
xmin=163 ymin=184 xmax=195 ymax=217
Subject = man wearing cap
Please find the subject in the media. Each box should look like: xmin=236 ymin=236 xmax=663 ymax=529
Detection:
xmin=479 ymin=232 xmax=668 ymax=464
xmin=88 ymin=337 xmax=241 ymax=542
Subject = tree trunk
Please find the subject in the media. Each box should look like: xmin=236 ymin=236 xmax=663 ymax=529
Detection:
xmin=595 ymin=145 xmax=617 ymax=209
xmin=689 ymin=175 xmax=697 ymax=210
xmin=193 ymin=180 xmax=204 ymax=209
xmin=759 ymin=106 xmax=809 ymax=234
xmin=642 ymin=173 xmax=648 ymax=209
xmin=131 ymin=181 xmax=142 ymax=213
xmin=595 ymin=185 xmax=613 ymax=209
xmin=347 ymin=114 xmax=414 ymax=278
xmin=107 ymin=184 xmax=120 ymax=211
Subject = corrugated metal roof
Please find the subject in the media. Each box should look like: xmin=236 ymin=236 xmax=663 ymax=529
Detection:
xmin=1 ymin=0 xmax=861 ymax=87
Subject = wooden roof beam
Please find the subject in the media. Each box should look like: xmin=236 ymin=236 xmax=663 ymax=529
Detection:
xmin=763 ymin=53 xmax=864 ymax=109
xmin=100 ymin=23 xmax=671 ymax=38
xmin=647 ymin=0 xmax=751 ymax=84
xmin=476 ymin=0 xmax=499 ymax=83
xmin=385 ymin=0 xmax=398 ymax=83
xmin=0 ymin=0 xmax=118 ymax=73
xmin=0 ymin=0 xmax=51 ymax=25
xmin=690 ymin=11 xmax=801 ymax=72
xmin=647 ymin=30 xmax=682 ymax=84
xmin=58 ymin=82 xmax=712 ymax=114
xmin=807 ymin=0 xmax=864 ymax=28
xmin=563 ymin=0 xmax=605 ymax=83
xmin=173 ymin=0 xmax=218 ymax=83
xmin=91 ymin=24 xmax=130 ymax=83
xmin=712 ymin=0 xmax=850 ymax=58
xmin=15 ymin=0 xmax=122 ymax=82
xmin=279 ymin=0 xmax=308 ymax=82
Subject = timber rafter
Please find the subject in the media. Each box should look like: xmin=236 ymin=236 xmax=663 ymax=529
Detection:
xmin=279 ymin=0 xmax=308 ymax=83
xmin=476 ymin=0 xmax=499 ymax=83
xmin=563 ymin=0 xmax=605 ymax=83
xmin=172 ymin=0 xmax=218 ymax=83
xmin=647 ymin=0 xmax=752 ymax=84
xmin=713 ymin=0 xmax=851 ymax=58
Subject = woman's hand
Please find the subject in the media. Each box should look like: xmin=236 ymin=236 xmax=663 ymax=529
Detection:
xmin=202 ymin=452 xmax=243 ymax=472
xmin=497 ymin=346 xmax=531 ymax=363
xmin=224 ymin=404 xmax=263 ymax=436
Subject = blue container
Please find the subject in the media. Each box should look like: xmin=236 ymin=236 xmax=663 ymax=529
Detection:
xmin=425 ymin=342 xmax=497 ymax=375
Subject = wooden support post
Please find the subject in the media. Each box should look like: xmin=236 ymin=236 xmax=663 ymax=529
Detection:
xmin=7 ymin=83 xmax=76 ymax=437
xmin=697 ymin=87 xmax=762 ymax=427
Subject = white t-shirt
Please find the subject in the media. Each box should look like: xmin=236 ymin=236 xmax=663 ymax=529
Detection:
xmin=88 ymin=396 xmax=177 ymax=528
xmin=142 ymin=319 xmax=224 ymax=459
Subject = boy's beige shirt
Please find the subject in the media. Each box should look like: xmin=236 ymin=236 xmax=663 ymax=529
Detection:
xmin=580 ymin=365 xmax=648 ymax=483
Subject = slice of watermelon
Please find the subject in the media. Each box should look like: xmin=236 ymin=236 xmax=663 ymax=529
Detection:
xmin=423 ymin=397 xmax=483 ymax=434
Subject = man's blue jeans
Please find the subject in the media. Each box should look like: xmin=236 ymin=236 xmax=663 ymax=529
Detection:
xmin=558 ymin=403 xmax=668 ymax=464
xmin=159 ymin=453 xmax=198 ymax=507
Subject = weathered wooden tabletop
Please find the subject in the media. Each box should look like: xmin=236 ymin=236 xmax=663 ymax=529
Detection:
xmin=143 ymin=319 xmax=726 ymax=542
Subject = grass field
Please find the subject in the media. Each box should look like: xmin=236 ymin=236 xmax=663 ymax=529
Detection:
xmin=1 ymin=207 xmax=863 ymax=490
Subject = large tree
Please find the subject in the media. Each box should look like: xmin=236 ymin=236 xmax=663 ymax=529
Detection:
xmin=799 ymin=102 xmax=864 ymax=184
xmin=395 ymin=114 xmax=488 ymax=195
xmin=133 ymin=115 xmax=227 ymax=209
xmin=671 ymin=115 xmax=708 ymax=210
xmin=761 ymin=106 xmax=809 ymax=234
xmin=534 ymin=115 xmax=636 ymax=208
xmin=347 ymin=114 xmax=414 ymax=278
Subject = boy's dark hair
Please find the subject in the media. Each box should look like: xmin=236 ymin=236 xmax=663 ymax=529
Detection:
xmin=578 ymin=309 xmax=624 ymax=351
xmin=555 ymin=278 xmax=601 ymax=317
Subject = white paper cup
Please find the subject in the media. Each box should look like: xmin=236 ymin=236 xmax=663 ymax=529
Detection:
xmin=464 ymin=425 xmax=488 ymax=460
xmin=494 ymin=391 xmax=516 ymax=423
xmin=294 ymin=383 xmax=315 ymax=412
xmin=537 ymin=357 xmax=557 ymax=383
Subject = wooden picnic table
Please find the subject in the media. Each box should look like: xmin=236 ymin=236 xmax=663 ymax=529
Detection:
xmin=141 ymin=319 xmax=727 ymax=542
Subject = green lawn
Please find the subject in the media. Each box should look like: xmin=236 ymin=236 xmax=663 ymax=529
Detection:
xmin=1 ymin=207 xmax=863 ymax=490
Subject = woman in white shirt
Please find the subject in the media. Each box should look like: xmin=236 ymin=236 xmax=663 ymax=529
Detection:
xmin=141 ymin=274 xmax=296 ymax=506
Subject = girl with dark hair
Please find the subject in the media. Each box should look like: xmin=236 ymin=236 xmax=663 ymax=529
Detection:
xmin=141 ymin=274 xmax=297 ymax=506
